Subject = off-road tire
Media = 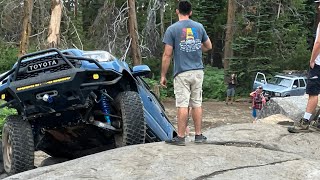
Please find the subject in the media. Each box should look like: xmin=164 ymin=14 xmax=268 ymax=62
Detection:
xmin=114 ymin=91 xmax=146 ymax=147
xmin=2 ymin=115 xmax=34 ymax=175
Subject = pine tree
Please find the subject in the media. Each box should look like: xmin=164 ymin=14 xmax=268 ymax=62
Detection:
xmin=231 ymin=0 xmax=311 ymax=90
xmin=192 ymin=0 xmax=227 ymax=67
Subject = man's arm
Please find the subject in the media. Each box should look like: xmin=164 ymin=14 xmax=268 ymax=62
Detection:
xmin=310 ymin=23 xmax=320 ymax=68
xmin=226 ymin=77 xmax=231 ymax=84
xmin=160 ymin=44 xmax=173 ymax=87
xmin=202 ymin=38 xmax=212 ymax=52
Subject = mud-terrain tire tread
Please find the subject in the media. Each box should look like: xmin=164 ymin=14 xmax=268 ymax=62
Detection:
xmin=2 ymin=115 xmax=34 ymax=175
xmin=114 ymin=91 xmax=146 ymax=146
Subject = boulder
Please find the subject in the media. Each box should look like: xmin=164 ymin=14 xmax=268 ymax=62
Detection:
xmin=259 ymin=114 xmax=294 ymax=125
xmin=259 ymin=95 xmax=309 ymax=121
xmin=5 ymin=123 xmax=320 ymax=180
xmin=205 ymin=123 xmax=320 ymax=160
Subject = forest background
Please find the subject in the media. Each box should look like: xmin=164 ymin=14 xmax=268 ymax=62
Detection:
xmin=0 ymin=0 xmax=318 ymax=101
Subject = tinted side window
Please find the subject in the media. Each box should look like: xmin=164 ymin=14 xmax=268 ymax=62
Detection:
xmin=299 ymin=79 xmax=306 ymax=87
xmin=293 ymin=80 xmax=299 ymax=87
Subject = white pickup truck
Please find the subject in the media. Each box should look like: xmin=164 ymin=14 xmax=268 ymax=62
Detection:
xmin=253 ymin=72 xmax=307 ymax=98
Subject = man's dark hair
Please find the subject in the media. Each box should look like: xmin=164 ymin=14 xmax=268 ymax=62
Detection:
xmin=177 ymin=0 xmax=192 ymax=16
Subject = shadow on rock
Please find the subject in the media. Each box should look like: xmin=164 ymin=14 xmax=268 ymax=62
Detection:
xmin=277 ymin=121 xmax=294 ymax=126
xmin=39 ymin=157 xmax=69 ymax=167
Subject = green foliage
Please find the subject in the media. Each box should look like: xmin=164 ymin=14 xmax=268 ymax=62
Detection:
xmin=143 ymin=57 xmax=173 ymax=99
xmin=192 ymin=0 xmax=227 ymax=37
xmin=0 ymin=0 xmax=318 ymax=101
xmin=287 ymin=36 xmax=310 ymax=70
xmin=80 ymin=0 xmax=106 ymax=37
xmin=142 ymin=77 xmax=158 ymax=88
xmin=0 ymin=42 xmax=19 ymax=73
xmin=159 ymin=78 xmax=174 ymax=99
xmin=202 ymin=67 xmax=226 ymax=101
xmin=142 ymin=60 xmax=226 ymax=101
xmin=0 ymin=105 xmax=17 ymax=137
xmin=192 ymin=0 xmax=227 ymax=65
xmin=136 ymin=0 xmax=150 ymax=30
xmin=143 ymin=57 xmax=173 ymax=79
xmin=230 ymin=0 xmax=312 ymax=93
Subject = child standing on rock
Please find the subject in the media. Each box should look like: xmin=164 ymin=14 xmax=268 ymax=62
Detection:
xmin=250 ymin=86 xmax=266 ymax=123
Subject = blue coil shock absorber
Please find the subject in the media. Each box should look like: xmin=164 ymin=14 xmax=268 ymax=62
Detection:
xmin=100 ymin=95 xmax=111 ymax=124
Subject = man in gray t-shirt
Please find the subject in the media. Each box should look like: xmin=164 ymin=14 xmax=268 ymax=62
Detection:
xmin=163 ymin=17 xmax=208 ymax=77
xmin=160 ymin=0 xmax=212 ymax=146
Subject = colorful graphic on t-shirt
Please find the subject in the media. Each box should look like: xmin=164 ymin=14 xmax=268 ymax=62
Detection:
xmin=180 ymin=28 xmax=202 ymax=52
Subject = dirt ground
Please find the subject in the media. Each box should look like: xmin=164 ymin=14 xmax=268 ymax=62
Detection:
xmin=162 ymin=100 xmax=253 ymax=133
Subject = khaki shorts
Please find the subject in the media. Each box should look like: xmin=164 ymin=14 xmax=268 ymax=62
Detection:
xmin=174 ymin=70 xmax=204 ymax=108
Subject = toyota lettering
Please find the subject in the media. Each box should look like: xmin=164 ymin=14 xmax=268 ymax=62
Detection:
xmin=27 ymin=59 xmax=59 ymax=72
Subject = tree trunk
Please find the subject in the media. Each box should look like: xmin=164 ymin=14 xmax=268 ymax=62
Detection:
xmin=223 ymin=0 xmax=236 ymax=71
xmin=34 ymin=0 xmax=45 ymax=45
xmin=212 ymin=33 xmax=224 ymax=68
xmin=19 ymin=0 xmax=34 ymax=57
xmin=317 ymin=2 xmax=320 ymax=26
xmin=47 ymin=0 xmax=63 ymax=48
xmin=74 ymin=0 xmax=78 ymax=18
xmin=36 ymin=0 xmax=42 ymax=32
xmin=128 ymin=0 xmax=141 ymax=65
xmin=204 ymin=51 xmax=212 ymax=65
xmin=160 ymin=0 xmax=165 ymax=39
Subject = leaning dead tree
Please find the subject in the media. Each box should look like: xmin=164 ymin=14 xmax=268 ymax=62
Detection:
xmin=59 ymin=6 xmax=83 ymax=50
xmin=90 ymin=0 xmax=163 ymax=60
xmin=31 ymin=0 xmax=82 ymax=50
xmin=19 ymin=0 xmax=34 ymax=57
xmin=47 ymin=0 xmax=63 ymax=48
xmin=141 ymin=0 xmax=162 ymax=57
xmin=90 ymin=1 xmax=130 ymax=56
